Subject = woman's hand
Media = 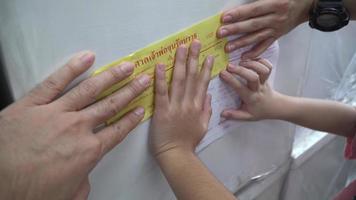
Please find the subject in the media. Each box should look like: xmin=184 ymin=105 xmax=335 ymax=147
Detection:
xmin=149 ymin=40 xmax=214 ymax=157
xmin=217 ymin=0 xmax=314 ymax=59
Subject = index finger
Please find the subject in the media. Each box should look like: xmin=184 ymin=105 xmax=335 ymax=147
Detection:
xmin=221 ymin=1 xmax=277 ymax=24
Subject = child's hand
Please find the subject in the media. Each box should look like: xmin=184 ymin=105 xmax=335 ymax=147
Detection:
xmin=219 ymin=59 xmax=282 ymax=121
xmin=150 ymin=40 xmax=213 ymax=157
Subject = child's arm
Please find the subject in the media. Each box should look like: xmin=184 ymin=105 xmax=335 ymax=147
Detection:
xmin=150 ymin=41 xmax=236 ymax=200
xmin=219 ymin=59 xmax=356 ymax=138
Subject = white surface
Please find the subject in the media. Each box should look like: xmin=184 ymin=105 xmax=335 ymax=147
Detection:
xmin=283 ymin=135 xmax=352 ymax=200
xmin=0 ymin=1 xmax=314 ymax=200
xmin=198 ymin=41 xmax=279 ymax=151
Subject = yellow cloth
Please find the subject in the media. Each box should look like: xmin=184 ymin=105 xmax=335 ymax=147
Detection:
xmin=93 ymin=14 xmax=228 ymax=124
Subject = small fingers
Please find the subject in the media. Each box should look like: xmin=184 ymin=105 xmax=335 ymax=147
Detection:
xmin=219 ymin=70 xmax=250 ymax=100
xmin=221 ymin=109 xmax=254 ymax=121
xmin=96 ymin=107 xmax=145 ymax=155
xmin=82 ymin=74 xmax=151 ymax=126
xmin=24 ymin=51 xmax=95 ymax=105
xmin=227 ymin=64 xmax=260 ymax=91
xmin=239 ymin=60 xmax=272 ymax=84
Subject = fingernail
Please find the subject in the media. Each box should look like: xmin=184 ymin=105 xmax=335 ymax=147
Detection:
xmin=120 ymin=62 xmax=134 ymax=75
xmin=227 ymin=64 xmax=235 ymax=70
xmin=80 ymin=52 xmax=95 ymax=64
xmin=207 ymin=55 xmax=215 ymax=63
xmin=223 ymin=15 xmax=233 ymax=23
xmin=157 ymin=64 xmax=165 ymax=71
xmin=221 ymin=111 xmax=229 ymax=117
xmin=220 ymin=70 xmax=228 ymax=77
xmin=134 ymin=107 xmax=145 ymax=116
xmin=138 ymin=75 xmax=151 ymax=86
xmin=219 ymin=28 xmax=228 ymax=37
xmin=156 ymin=64 xmax=165 ymax=77
xmin=227 ymin=44 xmax=235 ymax=52
xmin=191 ymin=40 xmax=202 ymax=53
xmin=239 ymin=60 xmax=249 ymax=65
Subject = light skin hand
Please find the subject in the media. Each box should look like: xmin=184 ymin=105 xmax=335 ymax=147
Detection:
xmin=0 ymin=51 xmax=151 ymax=200
xmin=150 ymin=40 xmax=236 ymax=200
xmin=150 ymin=40 xmax=213 ymax=157
xmin=220 ymin=59 xmax=356 ymax=138
xmin=219 ymin=59 xmax=280 ymax=121
xmin=217 ymin=0 xmax=314 ymax=59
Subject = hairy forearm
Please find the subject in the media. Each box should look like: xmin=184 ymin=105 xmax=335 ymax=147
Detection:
xmin=156 ymin=149 xmax=236 ymax=200
xmin=274 ymin=93 xmax=356 ymax=138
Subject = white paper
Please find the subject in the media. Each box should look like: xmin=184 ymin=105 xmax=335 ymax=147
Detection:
xmin=197 ymin=41 xmax=279 ymax=152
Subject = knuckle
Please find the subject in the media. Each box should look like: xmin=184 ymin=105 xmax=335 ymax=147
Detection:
xmin=108 ymin=67 xmax=124 ymax=80
xmin=230 ymin=8 xmax=240 ymax=19
xmin=251 ymin=20 xmax=262 ymax=30
xmin=256 ymin=33 xmax=265 ymax=42
xmin=276 ymin=0 xmax=290 ymax=13
xmin=42 ymin=77 xmax=62 ymax=94
xmin=127 ymin=81 xmax=144 ymax=97
xmin=102 ymin=97 xmax=119 ymax=117
xmin=127 ymin=112 xmax=140 ymax=125
xmin=175 ymin=73 xmax=186 ymax=84
xmin=251 ymin=5 xmax=262 ymax=15
xmin=234 ymin=10 xmax=240 ymax=20
xmin=85 ymin=137 xmax=103 ymax=161
xmin=266 ymin=28 xmax=277 ymax=37
xmin=110 ymin=124 xmax=126 ymax=144
xmin=250 ymin=73 xmax=260 ymax=82
xmin=65 ymin=60 xmax=80 ymax=76
xmin=79 ymin=79 xmax=98 ymax=99
xmin=276 ymin=15 xmax=288 ymax=23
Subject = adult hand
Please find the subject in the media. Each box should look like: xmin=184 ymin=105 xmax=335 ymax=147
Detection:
xmin=0 ymin=51 xmax=151 ymax=200
xmin=149 ymin=40 xmax=213 ymax=157
xmin=217 ymin=0 xmax=314 ymax=59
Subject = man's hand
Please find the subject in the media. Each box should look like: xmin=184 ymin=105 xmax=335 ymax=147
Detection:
xmin=219 ymin=59 xmax=282 ymax=121
xmin=149 ymin=40 xmax=213 ymax=156
xmin=217 ymin=0 xmax=314 ymax=59
xmin=0 ymin=51 xmax=151 ymax=200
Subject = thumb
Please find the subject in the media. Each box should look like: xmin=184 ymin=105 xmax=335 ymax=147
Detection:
xmin=221 ymin=109 xmax=254 ymax=121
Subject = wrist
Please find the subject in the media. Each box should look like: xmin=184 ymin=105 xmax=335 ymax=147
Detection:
xmin=155 ymin=147 xmax=195 ymax=163
xmin=297 ymin=0 xmax=316 ymax=24
xmin=266 ymin=92 xmax=296 ymax=120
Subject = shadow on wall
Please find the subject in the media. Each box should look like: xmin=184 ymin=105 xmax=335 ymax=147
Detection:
xmin=0 ymin=41 xmax=13 ymax=110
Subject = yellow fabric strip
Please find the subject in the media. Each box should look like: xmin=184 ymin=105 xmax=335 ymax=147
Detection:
xmin=93 ymin=13 xmax=228 ymax=124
